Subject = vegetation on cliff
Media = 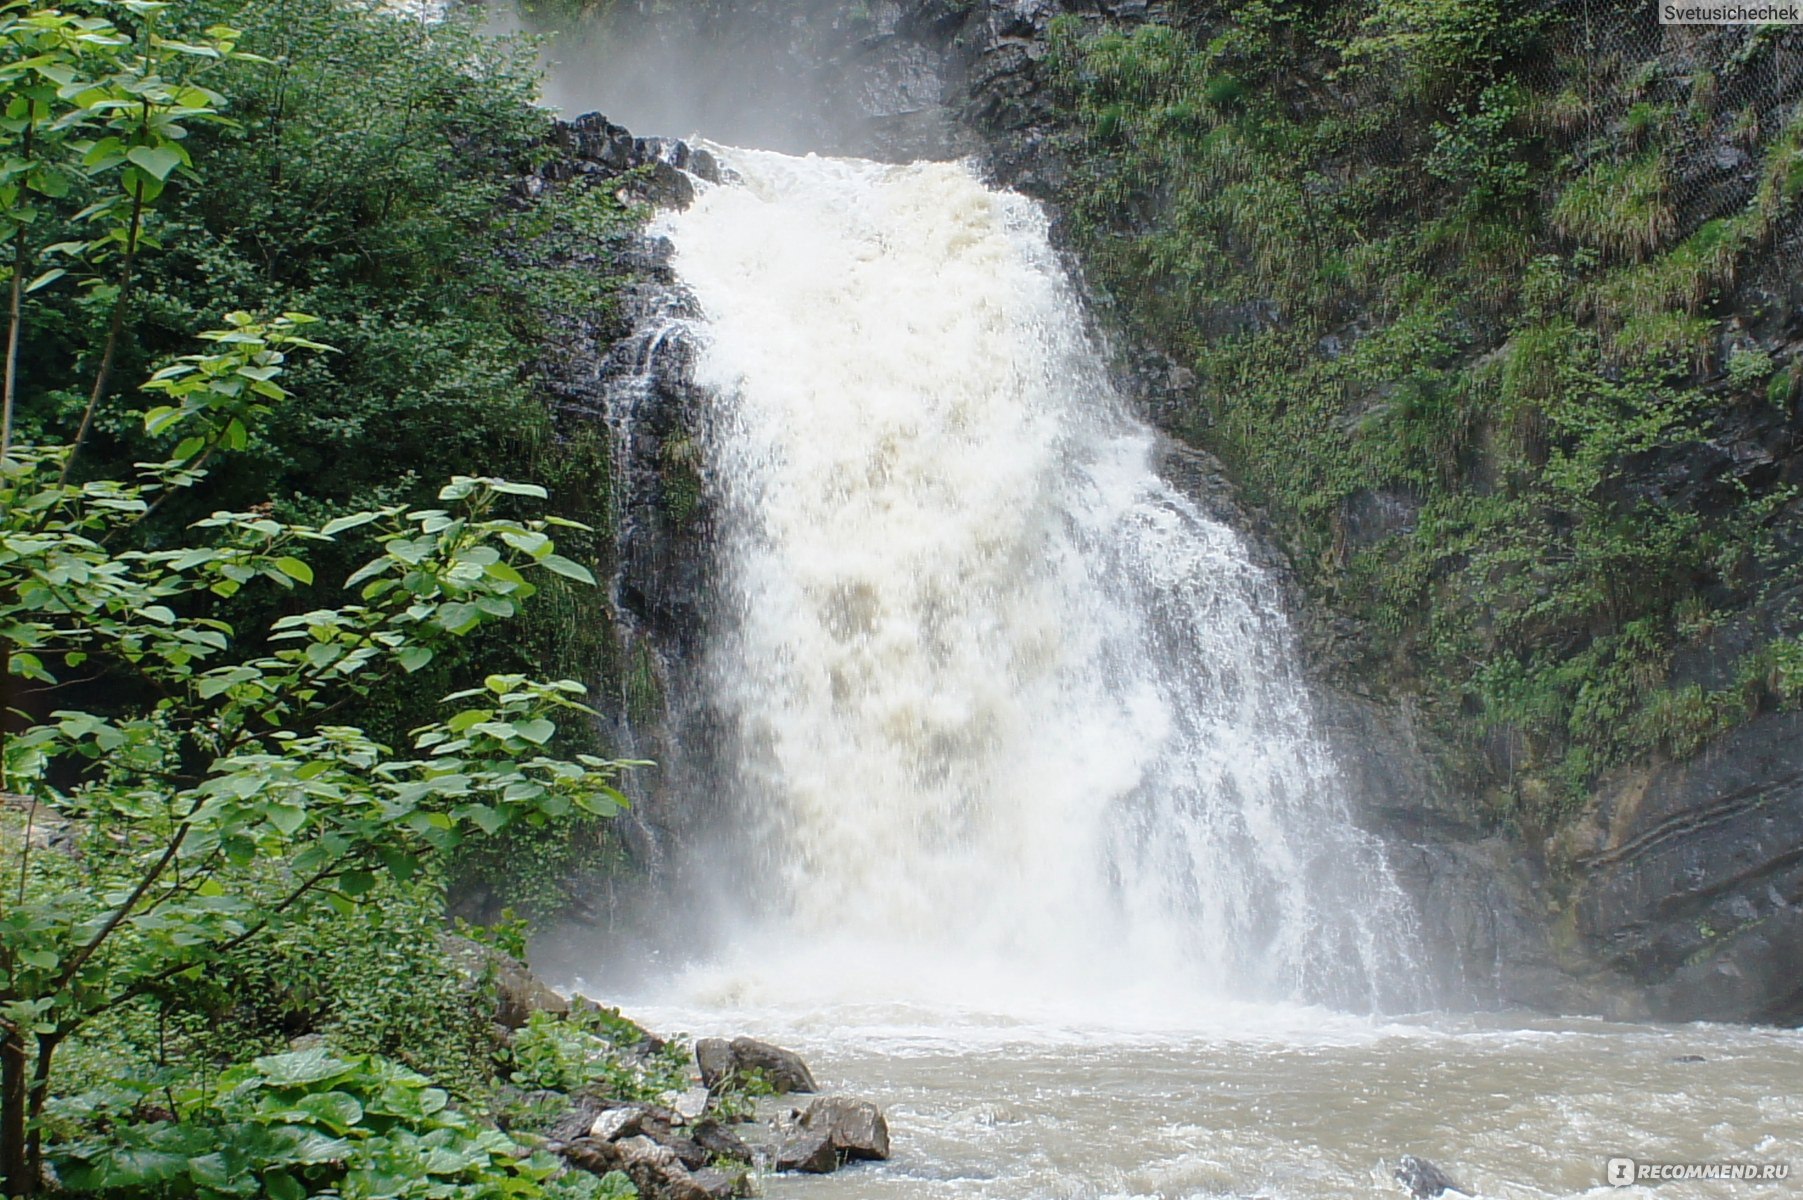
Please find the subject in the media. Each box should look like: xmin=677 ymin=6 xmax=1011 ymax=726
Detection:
xmin=1043 ymin=1 xmax=1803 ymax=832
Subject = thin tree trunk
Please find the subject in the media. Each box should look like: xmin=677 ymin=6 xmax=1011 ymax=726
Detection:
xmin=2 ymin=227 xmax=27 ymax=463
xmin=1 ymin=1031 xmax=30 ymax=1196
xmin=2 ymin=123 xmax=33 ymax=464
xmin=23 ymin=1033 xmax=59 ymax=1190
xmin=60 ymin=180 xmax=147 ymax=485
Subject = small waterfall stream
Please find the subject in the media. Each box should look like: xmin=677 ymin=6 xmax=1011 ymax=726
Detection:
xmin=640 ymin=147 xmax=1422 ymax=1018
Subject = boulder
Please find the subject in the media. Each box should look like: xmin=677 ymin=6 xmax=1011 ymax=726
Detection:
xmin=694 ymin=1038 xmax=737 ymax=1088
xmin=770 ymin=1096 xmax=892 ymax=1174
xmin=772 ymin=1126 xmax=839 ymax=1173
xmin=562 ymin=1136 xmax=623 ymax=1177
xmin=546 ymin=1098 xmax=610 ymax=1144
xmin=590 ymin=1106 xmax=644 ymax=1142
xmin=731 ymin=1038 xmax=818 ymax=1092
xmin=673 ymin=1086 xmax=711 ymax=1122
xmin=694 ymin=1036 xmax=818 ymax=1093
xmin=1395 ymin=1155 xmax=1468 ymax=1198
xmin=801 ymin=1095 xmax=890 ymax=1161
xmin=692 ymin=1120 xmax=753 ymax=1163
xmin=617 ymin=1136 xmax=700 ymax=1199
xmin=688 ymin=1166 xmax=748 ymax=1199
xmin=440 ymin=935 xmax=568 ymax=1029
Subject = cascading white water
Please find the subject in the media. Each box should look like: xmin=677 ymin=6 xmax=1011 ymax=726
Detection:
xmin=650 ymin=147 xmax=1424 ymax=1020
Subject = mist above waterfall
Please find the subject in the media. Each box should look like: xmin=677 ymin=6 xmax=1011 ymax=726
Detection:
xmin=481 ymin=0 xmax=879 ymax=153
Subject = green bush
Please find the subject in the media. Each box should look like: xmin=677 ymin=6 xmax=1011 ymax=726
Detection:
xmin=51 ymin=1048 xmax=631 ymax=1199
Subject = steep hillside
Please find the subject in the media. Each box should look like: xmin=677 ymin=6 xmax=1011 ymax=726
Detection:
xmin=953 ymin=0 xmax=1803 ymax=1022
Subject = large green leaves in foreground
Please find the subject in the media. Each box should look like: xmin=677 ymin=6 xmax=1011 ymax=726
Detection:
xmin=54 ymin=1048 xmax=632 ymax=1198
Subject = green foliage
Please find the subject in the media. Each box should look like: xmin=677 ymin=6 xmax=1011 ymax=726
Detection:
xmin=9 ymin=0 xmax=640 ymax=751
xmin=1425 ymin=83 xmax=1532 ymax=211
xmin=1047 ymin=5 xmax=1803 ymax=827
xmin=0 ymin=312 xmax=630 ymax=1191
xmin=1552 ymin=152 xmax=1674 ymax=261
xmin=0 ymin=9 xmax=650 ymax=1189
xmin=51 ymin=1047 xmax=620 ymax=1198
xmin=1341 ymin=0 xmax=1546 ymax=100
xmin=177 ymin=880 xmax=497 ymax=1096
xmin=502 ymin=1009 xmax=688 ymax=1102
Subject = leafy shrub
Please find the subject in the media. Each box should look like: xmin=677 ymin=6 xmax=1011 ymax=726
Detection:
xmin=1551 ymin=153 xmax=1674 ymax=261
xmin=52 ymin=1048 xmax=630 ymax=1199
xmin=504 ymin=1011 xmax=689 ymax=1102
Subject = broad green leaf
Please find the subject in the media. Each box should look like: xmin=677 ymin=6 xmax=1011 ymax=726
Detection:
xmin=539 ymin=554 xmax=597 ymax=585
xmin=263 ymin=1170 xmax=306 ymax=1200
xmin=294 ymin=1090 xmax=364 ymax=1132
xmin=253 ymin=1047 xmax=353 ymax=1087
xmin=273 ymin=556 xmax=314 ymax=585
xmin=126 ymin=144 xmax=183 ymax=181
xmin=513 ymin=718 xmax=555 ymax=745
xmin=320 ymin=511 xmax=380 ymax=537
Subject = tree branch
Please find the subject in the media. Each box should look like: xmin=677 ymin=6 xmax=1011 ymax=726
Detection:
xmin=47 ymin=822 xmax=188 ymax=995
xmin=99 ymin=858 xmax=348 ymax=1016
xmin=60 ymin=175 xmax=148 ymax=485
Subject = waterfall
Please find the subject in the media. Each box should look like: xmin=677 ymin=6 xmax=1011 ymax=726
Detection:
xmin=648 ymin=147 xmax=1424 ymax=1019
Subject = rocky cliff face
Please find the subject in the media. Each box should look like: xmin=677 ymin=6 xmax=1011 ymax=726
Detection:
xmin=890 ymin=0 xmax=1802 ymax=1024
xmin=515 ymin=0 xmax=1803 ymax=1024
xmin=1553 ymin=711 xmax=1803 ymax=1024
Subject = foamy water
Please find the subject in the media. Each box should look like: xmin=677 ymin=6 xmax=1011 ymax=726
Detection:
xmin=642 ymin=146 xmax=1420 ymax=1014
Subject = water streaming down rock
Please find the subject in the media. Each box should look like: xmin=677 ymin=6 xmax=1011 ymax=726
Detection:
xmin=651 ymin=147 xmax=1426 ymax=1017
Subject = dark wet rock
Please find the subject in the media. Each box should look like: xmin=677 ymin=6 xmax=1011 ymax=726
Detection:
xmin=543 ymin=113 xmax=720 ymax=210
xmin=696 ymin=1036 xmax=818 ymax=1093
xmin=547 ymin=1098 xmax=610 ymax=1144
xmin=617 ymin=1136 xmax=706 ymax=1199
xmin=773 ymin=1126 xmax=839 ymax=1173
xmin=439 ymin=935 xmax=568 ymax=1029
xmin=1672 ymin=1054 xmax=1708 ymax=1063
xmin=1395 ymin=1155 xmax=1469 ymax=1198
xmin=664 ymin=1136 xmax=712 ymax=1172
xmin=1553 ymin=710 xmax=1803 ymax=1025
xmin=801 ymin=1095 xmax=891 ymax=1161
xmin=688 ymin=1166 xmax=748 ymax=1199
xmin=692 ymin=1119 xmax=754 ymax=1162
xmin=562 ymin=1136 xmax=623 ymax=1177
xmin=731 ymin=1037 xmax=819 ymax=1092
xmin=673 ymin=1086 xmax=711 ymax=1122
xmin=694 ymin=1038 xmax=737 ymax=1088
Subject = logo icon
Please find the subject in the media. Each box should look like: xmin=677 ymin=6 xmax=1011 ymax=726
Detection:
xmin=1607 ymin=1158 xmax=1637 ymax=1187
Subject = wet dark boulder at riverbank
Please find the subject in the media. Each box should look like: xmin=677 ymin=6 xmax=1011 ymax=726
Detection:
xmin=1395 ymin=1155 xmax=1470 ymax=1199
xmin=797 ymin=1096 xmax=892 ymax=1161
xmin=695 ymin=1036 xmax=820 ymax=1093
xmin=772 ymin=1095 xmax=893 ymax=1174
xmin=441 ymin=935 xmax=571 ymax=1029
xmin=551 ymin=1099 xmax=755 ymax=1199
